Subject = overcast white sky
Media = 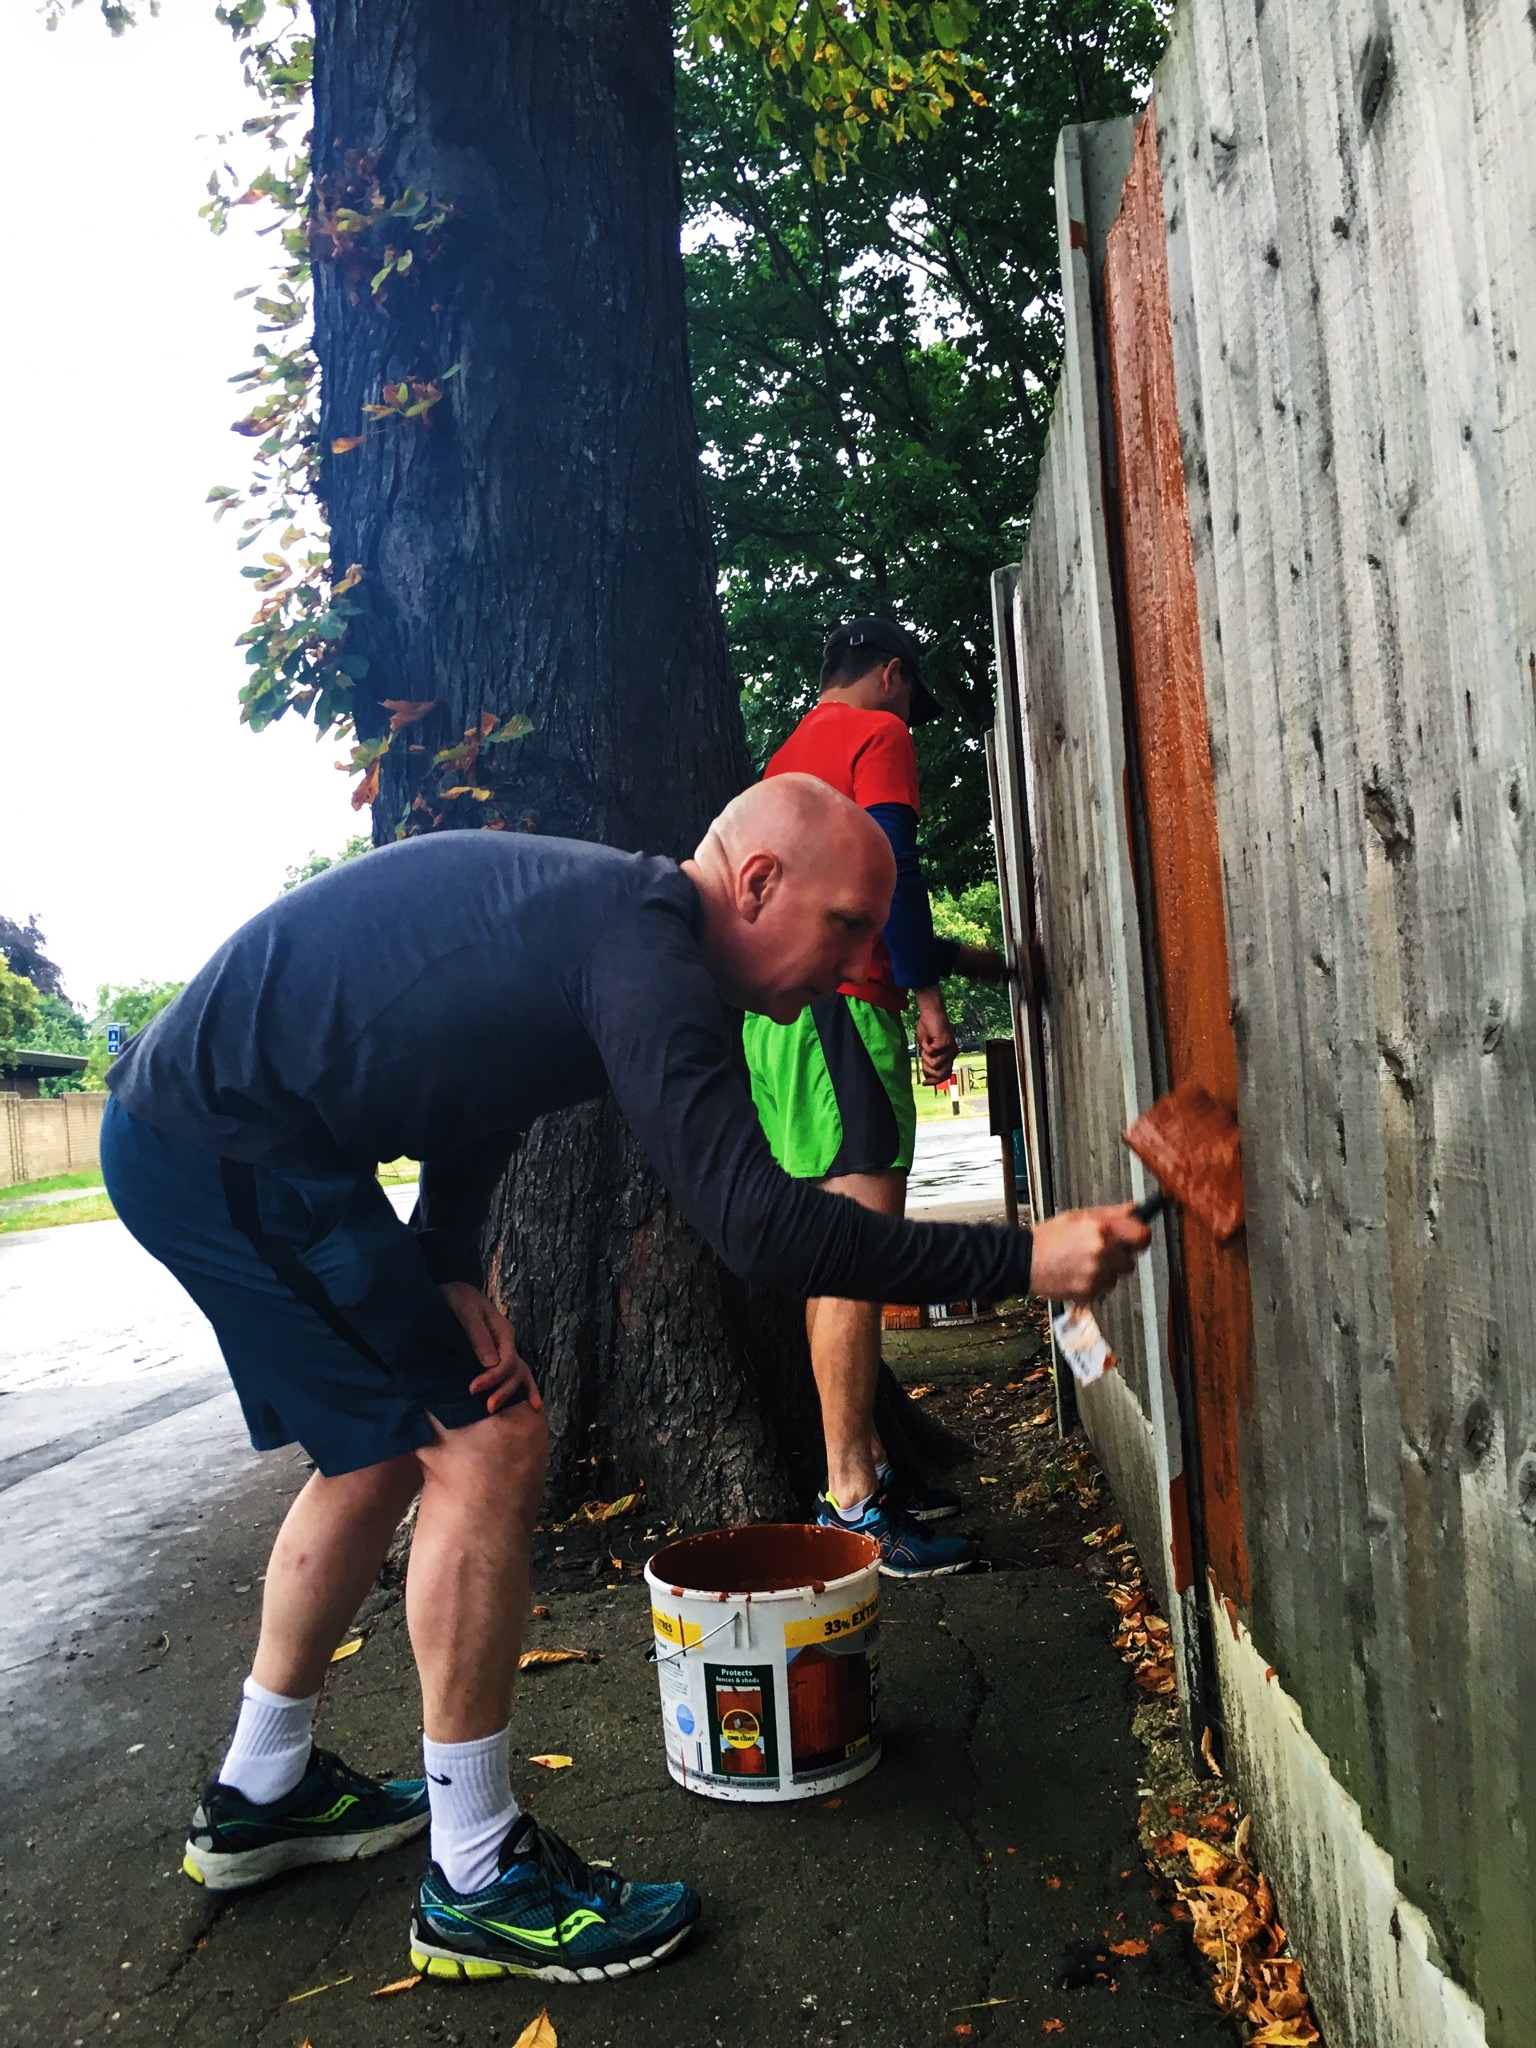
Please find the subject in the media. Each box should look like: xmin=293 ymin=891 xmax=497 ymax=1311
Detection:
xmin=0 ymin=4 xmax=354 ymax=1009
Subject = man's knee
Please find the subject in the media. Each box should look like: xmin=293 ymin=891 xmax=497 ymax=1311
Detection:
xmin=423 ymin=1400 xmax=549 ymax=1493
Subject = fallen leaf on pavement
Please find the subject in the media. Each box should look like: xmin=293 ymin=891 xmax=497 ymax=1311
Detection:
xmin=1184 ymin=1838 xmax=1231 ymax=1883
xmin=1200 ymin=1723 xmax=1223 ymax=1777
xmin=1043 ymin=2023 xmax=1065 ymax=2035
xmin=285 ymin=1974 xmax=353 ymax=2002
xmin=529 ymin=1753 xmax=573 ymax=1770
xmin=1247 ymin=2028 xmax=1319 ymax=2047
xmin=906 ymin=1383 xmax=936 ymax=1399
xmin=330 ymin=1637 xmax=364 ymax=1662
xmin=512 ymin=2008 xmax=558 ymax=2048
xmin=518 ymin=1649 xmax=589 ymax=1670
xmin=1108 ymin=1938 xmax=1149 ymax=1957
xmin=370 ymin=1974 xmax=421 ymax=1997
xmin=565 ymin=1494 xmax=639 ymax=1525
xmin=532 ymin=1604 xmax=550 ymax=1618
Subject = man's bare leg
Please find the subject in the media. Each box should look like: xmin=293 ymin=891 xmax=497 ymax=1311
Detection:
xmin=808 ymin=1168 xmax=906 ymax=1508
xmin=250 ymin=1455 xmax=424 ymax=1699
xmin=406 ymin=1401 xmax=548 ymax=1740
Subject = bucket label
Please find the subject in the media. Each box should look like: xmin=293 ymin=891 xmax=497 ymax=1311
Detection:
xmin=785 ymin=1599 xmax=878 ymax=1780
xmin=704 ymin=1664 xmax=779 ymax=1781
xmin=783 ymin=1593 xmax=880 ymax=1650
xmin=651 ymin=1607 xmax=703 ymax=1650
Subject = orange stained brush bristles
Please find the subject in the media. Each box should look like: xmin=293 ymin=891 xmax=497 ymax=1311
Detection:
xmin=1123 ymin=1080 xmax=1245 ymax=1243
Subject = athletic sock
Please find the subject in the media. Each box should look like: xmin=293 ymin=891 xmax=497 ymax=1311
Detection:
xmin=826 ymin=1489 xmax=877 ymax=1524
xmin=424 ymin=1727 xmax=521 ymax=1896
xmin=218 ymin=1677 xmax=318 ymax=1805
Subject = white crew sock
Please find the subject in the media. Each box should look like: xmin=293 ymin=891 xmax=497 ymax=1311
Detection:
xmin=218 ymin=1676 xmax=318 ymax=1805
xmin=424 ymin=1727 xmax=521 ymax=1896
xmin=827 ymin=1488 xmax=876 ymax=1523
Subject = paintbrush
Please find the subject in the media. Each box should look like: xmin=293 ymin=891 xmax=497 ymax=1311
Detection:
xmin=1123 ymin=1080 xmax=1245 ymax=1243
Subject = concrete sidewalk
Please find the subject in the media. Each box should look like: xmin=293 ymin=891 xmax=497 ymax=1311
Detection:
xmin=0 ymin=1318 xmax=1237 ymax=2048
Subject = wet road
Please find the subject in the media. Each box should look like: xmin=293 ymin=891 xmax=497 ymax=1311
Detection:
xmin=907 ymin=1108 xmax=1011 ymax=1209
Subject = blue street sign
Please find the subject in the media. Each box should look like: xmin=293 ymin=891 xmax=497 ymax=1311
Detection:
xmin=105 ymin=1023 xmax=125 ymax=1058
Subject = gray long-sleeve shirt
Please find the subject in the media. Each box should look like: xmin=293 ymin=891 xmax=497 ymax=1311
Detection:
xmin=107 ymin=832 xmax=1032 ymax=1304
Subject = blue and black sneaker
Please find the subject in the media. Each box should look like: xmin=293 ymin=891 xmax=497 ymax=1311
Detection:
xmin=182 ymin=1747 xmax=429 ymax=1891
xmin=410 ymin=1813 xmax=700 ymax=1983
xmin=880 ymin=1466 xmax=964 ymax=1523
xmin=817 ymin=1489 xmax=978 ymax=1579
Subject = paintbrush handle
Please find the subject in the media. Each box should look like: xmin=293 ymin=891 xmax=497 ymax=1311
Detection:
xmin=1132 ymin=1190 xmax=1165 ymax=1225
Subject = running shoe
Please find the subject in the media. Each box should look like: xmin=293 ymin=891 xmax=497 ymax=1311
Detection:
xmin=410 ymin=1814 xmax=700 ymax=1982
xmin=881 ymin=1467 xmax=964 ymax=1522
xmin=817 ymin=1490 xmax=978 ymax=1578
xmin=183 ymin=1747 xmax=429 ymax=1891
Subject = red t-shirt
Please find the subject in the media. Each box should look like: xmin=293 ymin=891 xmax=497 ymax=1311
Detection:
xmin=763 ymin=700 xmax=921 ymax=1012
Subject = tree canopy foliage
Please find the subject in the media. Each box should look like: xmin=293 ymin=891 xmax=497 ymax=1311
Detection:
xmin=55 ymin=0 xmax=1162 ymax=898
xmin=680 ymin=0 xmax=1166 ymax=888
xmin=281 ymin=832 xmax=371 ymax=892
xmin=0 ymin=913 xmax=67 ymax=999
xmin=0 ymin=957 xmax=44 ymax=1073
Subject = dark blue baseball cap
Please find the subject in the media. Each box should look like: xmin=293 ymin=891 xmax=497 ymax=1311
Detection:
xmin=821 ymin=616 xmax=944 ymax=726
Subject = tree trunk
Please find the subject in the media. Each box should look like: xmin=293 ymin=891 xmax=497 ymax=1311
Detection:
xmin=312 ymin=0 xmax=819 ymax=1521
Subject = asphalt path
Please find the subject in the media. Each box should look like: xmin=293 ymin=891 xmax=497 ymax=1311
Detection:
xmin=0 ymin=1121 xmax=1007 ymax=1745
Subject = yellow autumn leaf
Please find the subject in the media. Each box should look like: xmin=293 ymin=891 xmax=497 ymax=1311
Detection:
xmin=565 ymin=1493 xmax=639 ymax=1524
xmin=330 ymin=1637 xmax=364 ymax=1662
xmin=518 ymin=1648 xmax=588 ymax=1670
xmin=1183 ymin=1838 xmax=1231 ymax=1882
xmin=370 ymin=1974 xmax=422 ymax=1997
xmin=511 ymin=2009 xmax=558 ymax=2048
xmin=1248 ymin=2028 xmax=1319 ymax=2047
xmin=529 ymin=1753 xmax=573 ymax=1770
xmin=330 ymin=434 xmax=365 ymax=454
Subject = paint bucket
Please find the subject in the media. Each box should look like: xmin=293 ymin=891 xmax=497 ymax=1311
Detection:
xmin=645 ymin=1523 xmax=882 ymax=1803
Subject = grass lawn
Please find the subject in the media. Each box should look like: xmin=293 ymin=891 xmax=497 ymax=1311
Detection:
xmin=0 ymin=1160 xmax=419 ymax=1234
xmin=0 ymin=1191 xmax=118 ymax=1233
xmin=913 ymin=1053 xmax=988 ymax=1120
xmin=0 ymin=1168 xmax=105 ymax=1200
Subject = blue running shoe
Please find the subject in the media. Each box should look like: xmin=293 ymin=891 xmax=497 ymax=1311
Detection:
xmin=183 ymin=1747 xmax=428 ymax=1891
xmin=817 ymin=1490 xmax=978 ymax=1578
xmin=410 ymin=1814 xmax=701 ymax=1983
xmin=881 ymin=1466 xmax=964 ymax=1523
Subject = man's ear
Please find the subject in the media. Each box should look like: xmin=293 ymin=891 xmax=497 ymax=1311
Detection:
xmin=735 ymin=850 xmax=781 ymax=923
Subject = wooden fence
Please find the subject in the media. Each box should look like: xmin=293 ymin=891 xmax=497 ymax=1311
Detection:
xmin=991 ymin=2 xmax=1536 ymax=2042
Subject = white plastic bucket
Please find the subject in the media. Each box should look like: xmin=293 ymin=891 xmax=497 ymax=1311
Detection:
xmin=645 ymin=1523 xmax=882 ymax=1803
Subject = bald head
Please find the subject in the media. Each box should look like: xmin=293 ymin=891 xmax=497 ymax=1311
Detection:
xmin=682 ymin=774 xmax=896 ymax=1022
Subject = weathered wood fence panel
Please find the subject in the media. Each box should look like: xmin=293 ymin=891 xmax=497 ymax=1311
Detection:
xmin=996 ymin=123 xmax=1197 ymax=1670
xmin=1152 ymin=0 xmax=1536 ymax=2035
xmin=992 ymin=0 xmax=1536 ymax=2038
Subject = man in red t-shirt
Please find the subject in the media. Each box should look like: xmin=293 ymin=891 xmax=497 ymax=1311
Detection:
xmin=742 ymin=618 xmax=1007 ymax=1575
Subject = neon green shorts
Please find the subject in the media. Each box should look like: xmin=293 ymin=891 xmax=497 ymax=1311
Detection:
xmin=742 ymin=995 xmax=916 ymax=1182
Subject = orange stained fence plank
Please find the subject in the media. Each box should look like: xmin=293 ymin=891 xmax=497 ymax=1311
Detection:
xmin=1103 ymin=105 xmax=1254 ymax=1607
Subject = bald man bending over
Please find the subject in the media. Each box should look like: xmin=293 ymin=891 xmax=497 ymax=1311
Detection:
xmin=101 ymin=776 xmax=1148 ymax=1989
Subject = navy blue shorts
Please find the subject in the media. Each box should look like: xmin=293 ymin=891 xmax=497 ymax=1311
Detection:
xmin=100 ymin=1097 xmax=502 ymax=1477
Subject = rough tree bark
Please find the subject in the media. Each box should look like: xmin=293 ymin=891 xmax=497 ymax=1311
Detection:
xmin=311 ymin=0 xmax=821 ymax=1520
